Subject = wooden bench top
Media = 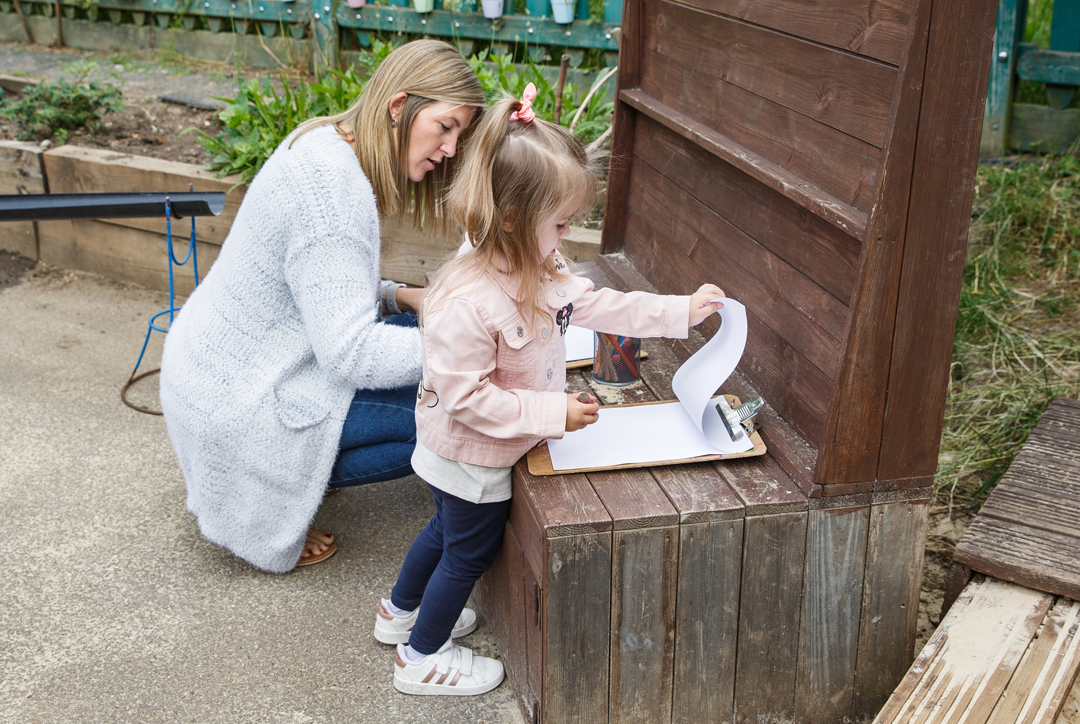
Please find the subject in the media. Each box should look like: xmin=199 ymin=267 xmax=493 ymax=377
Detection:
xmin=954 ymin=398 xmax=1080 ymax=601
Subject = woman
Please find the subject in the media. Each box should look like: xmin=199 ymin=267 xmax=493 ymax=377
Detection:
xmin=159 ymin=40 xmax=486 ymax=574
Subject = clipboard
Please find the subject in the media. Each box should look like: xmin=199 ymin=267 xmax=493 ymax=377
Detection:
xmin=566 ymin=350 xmax=648 ymax=370
xmin=526 ymin=394 xmax=767 ymax=475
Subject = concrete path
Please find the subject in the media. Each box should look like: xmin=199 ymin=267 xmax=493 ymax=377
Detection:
xmin=0 ymin=256 xmax=524 ymax=724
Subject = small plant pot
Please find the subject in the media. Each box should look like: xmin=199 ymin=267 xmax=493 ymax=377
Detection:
xmin=413 ymin=0 xmax=434 ymax=12
xmin=550 ymin=0 xmax=573 ymax=23
xmin=346 ymin=0 xmax=365 ymax=7
xmin=481 ymin=0 xmax=503 ymax=18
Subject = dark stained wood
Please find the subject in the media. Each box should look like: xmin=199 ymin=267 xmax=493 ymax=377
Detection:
xmin=940 ymin=562 xmax=971 ymax=619
xmin=623 ymin=212 xmax=833 ymax=448
xmin=643 ymin=0 xmax=899 ymax=147
xmin=853 ymin=500 xmax=928 ymax=718
xmin=621 ymin=89 xmax=868 ymax=239
xmin=951 ymin=400 xmax=1080 ymax=599
xmin=628 ymin=160 xmax=848 ymax=379
xmin=718 ymin=453 xmax=808 ymax=516
xmin=600 ymin=0 xmax=642 ymax=255
xmin=876 ymin=0 xmax=998 ymax=479
xmin=733 ymin=511 xmax=808 ymax=724
xmin=639 ymin=49 xmax=882 ymax=211
xmin=672 ymin=518 xmax=743 ymax=724
xmin=814 ymin=0 xmax=933 ymax=486
xmin=669 ymin=0 xmax=912 ymax=66
xmin=544 ymin=532 xmax=614 ymax=724
xmin=795 ymin=506 xmax=870 ymax=724
xmin=874 ymin=474 xmax=935 ymax=492
xmin=631 ymin=115 xmax=862 ymax=305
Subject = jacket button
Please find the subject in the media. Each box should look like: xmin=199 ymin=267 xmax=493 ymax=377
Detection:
xmin=557 ymin=289 xmax=567 ymax=297
xmin=517 ymin=326 xmax=523 ymax=337
xmin=547 ymin=369 xmax=553 ymax=380
xmin=542 ymin=328 xmax=548 ymax=339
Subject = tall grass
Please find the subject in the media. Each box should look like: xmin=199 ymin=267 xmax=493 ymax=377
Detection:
xmin=936 ymin=152 xmax=1080 ymax=513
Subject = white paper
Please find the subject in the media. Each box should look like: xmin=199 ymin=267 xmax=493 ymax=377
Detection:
xmin=564 ymin=325 xmax=595 ymax=363
xmin=548 ymin=298 xmax=754 ymax=470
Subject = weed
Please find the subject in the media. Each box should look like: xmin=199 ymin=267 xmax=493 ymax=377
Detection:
xmin=936 ymin=151 xmax=1080 ymax=515
xmin=0 ymin=75 xmax=124 ymax=141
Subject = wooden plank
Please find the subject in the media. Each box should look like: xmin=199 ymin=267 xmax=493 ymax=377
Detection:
xmin=795 ymin=506 xmax=870 ymax=724
xmin=981 ymin=0 xmax=1027 ymax=157
xmin=378 ymin=214 xmax=456 ymax=287
xmin=665 ymin=0 xmax=911 ymax=66
xmin=631 ymin=114 xmax=861 ymax=305
xmin=814 ymin=0 xmax=933 ymax=486
xmin=639 ymin=48 xmax=882 ymax=211
xmin=623 ymin=208 xmax=833 ymax=448
xmin=717 ymin=452 xmax=808 ymax=516
xmin=600 ymin=0 xmax=642 ymax=255
xmin=475 ymin=521 xmax=538 ymax=722
xmin=854 ymin=500 xmax=929 ymax=718
xmin=1010 ymin=103 xmax=1080 ymax=154
xmin=643 ymin=0 xmax=899 ymax=148
xmin=1016 ymin=45 xmax=1080 ymax=87
xmin=733 ymin=511 xmax=808 ymax=724
xmin=621 ymin=89 xmax=869 ymax=240
xmin=872 ymin=577 xmax=1055 ymax=724
xmin=582 ymin=469 xmax=677 ymax=723
xmin=42 ymin=145 xmax=244 ymax=247
xmin=954 ymin=517 xmax=1080 ymax=602
xmin=36 ymin=218 xmax=220 ymax=297
xmin=0 ymin=140 xmax=47 ymax=260
xmin=650 ymin=463 xmax=745 ymax=524
xmin=671 ymin=518 xmax=743 ymax=724
xmin=876 ymin=0 xmax=998 ymax=480
xmin=987 ymin=597 xmax=1080 ymax=724
xmin=628 ymin=159 xmax=847 ymax=379
xmin=544 ymin=532 xmax=613 ymax=724
xmin=508 ymin=464 xmax=611 ymax=599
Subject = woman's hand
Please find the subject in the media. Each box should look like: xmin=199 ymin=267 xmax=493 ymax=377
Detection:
xmin=566 ymin=392 xmax=599 ymax=432
xmin=394 ymin=286 xmax=425 ymax=314
xmin=689 ymin=284 xmax=726 ymax=327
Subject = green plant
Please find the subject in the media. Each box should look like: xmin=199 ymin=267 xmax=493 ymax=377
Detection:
xmin=936 ymin=151 xmax=1080 ymax=515
xmin=0 ymin=72 xmax=124 ymax=141
xmin=188 ymin=68 xmax=367 ymax=184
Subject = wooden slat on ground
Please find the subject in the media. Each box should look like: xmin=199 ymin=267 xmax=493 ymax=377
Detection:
xmin=954 ymin=398 xmax=1080 ymax=601
xmin=872 ymin=577 xmax=1067 ymax=724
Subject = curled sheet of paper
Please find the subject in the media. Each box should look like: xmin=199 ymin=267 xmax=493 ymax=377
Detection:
xmin=548 ymin=298 xmax=754 ymax=471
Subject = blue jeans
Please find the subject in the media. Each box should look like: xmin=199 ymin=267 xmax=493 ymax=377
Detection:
xmin=391 ymin=485 xmax=511 ymax=654
xmin=328 ymin=313 xmax=419 ymax=488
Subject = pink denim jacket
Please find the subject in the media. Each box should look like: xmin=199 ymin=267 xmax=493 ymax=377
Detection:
xmin=415 ymin=253 xmax=690 ymax=468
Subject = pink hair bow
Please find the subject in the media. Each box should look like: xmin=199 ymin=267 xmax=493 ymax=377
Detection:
xmin=509 ymin=83 xmax=537 ymax=123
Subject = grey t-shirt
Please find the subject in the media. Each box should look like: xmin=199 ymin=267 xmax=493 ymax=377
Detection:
xmin=411 ymin=439 xmax=513 ymax=504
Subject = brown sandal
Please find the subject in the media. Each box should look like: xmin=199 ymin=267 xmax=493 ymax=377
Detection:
xmin=296 ymin=541 xmax=337 ymax=567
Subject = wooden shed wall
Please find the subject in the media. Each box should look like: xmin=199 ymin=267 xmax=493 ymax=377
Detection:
xmin=604 ymin=0 xmax=997 ymax=491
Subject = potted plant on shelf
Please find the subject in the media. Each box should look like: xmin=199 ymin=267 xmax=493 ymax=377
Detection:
xmin=481 ymin=0 xmax=503 ymax=18
xmin=550 ymin=0 xmax=573 ymax=23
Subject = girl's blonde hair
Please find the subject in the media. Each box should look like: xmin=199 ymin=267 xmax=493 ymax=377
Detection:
xmin=292 ymin=40 xmax=485 ymax=235
xmin=425 ymin=93 xmax=602 ymax=336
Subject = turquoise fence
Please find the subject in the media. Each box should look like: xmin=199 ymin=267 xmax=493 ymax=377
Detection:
xmin=1 ymin=0 xmax=620 ymax=71
xmin=983 ymin=0 xmax=1080 ymax=156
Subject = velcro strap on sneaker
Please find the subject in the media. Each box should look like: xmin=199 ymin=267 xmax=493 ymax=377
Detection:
xmin=458 ymin=647 xmax=474 ymax=676
xmin=436 ymin=649 xmax=453 ymax=676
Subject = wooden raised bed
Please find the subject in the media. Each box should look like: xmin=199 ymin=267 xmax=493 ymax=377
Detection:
xmin=475 ymin=0 xmax=999 ymax=722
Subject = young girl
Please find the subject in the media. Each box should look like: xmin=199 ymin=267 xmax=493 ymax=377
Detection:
xmin=372 ymin=85 xmax=725 ymax=696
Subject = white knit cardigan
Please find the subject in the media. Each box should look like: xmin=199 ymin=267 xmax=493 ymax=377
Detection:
xmin=160 ymin=125 xmax=423 ymax=573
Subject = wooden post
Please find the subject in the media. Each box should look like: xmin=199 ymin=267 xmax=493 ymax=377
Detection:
xmin=1047 ymin=0 xmax=1080 ymax=109
xmin=554 ymin=54 xmax=570 ymax=126
xmin=310 ymin=0 xmax=338 ymax=74
xmin=12 ymin=0 xmax=35 ymax=44
xmin=981 ymin=0 xmax=1027 ymax=157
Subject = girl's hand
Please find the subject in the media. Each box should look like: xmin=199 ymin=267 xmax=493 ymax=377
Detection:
xmin=689 ymin=284 xmax=726 ymax=327
xmin=566 ymin=392 xmax=599 ymax=432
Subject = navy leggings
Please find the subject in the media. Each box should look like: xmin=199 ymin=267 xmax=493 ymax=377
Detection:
xmin=390 ymin=484 xmax=511 ymax=654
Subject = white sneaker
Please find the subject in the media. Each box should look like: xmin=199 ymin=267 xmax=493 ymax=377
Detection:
xmin=372 ymin=599 xmax=478 ymax=645
xmin=393 ymin=640 xmax=505 ymax=696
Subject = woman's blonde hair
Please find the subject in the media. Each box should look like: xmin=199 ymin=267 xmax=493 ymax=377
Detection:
xmin=291 ymin=40 xmax=485 ymax=235
xmin=424 ymin=93 xmax=602 ymax=335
